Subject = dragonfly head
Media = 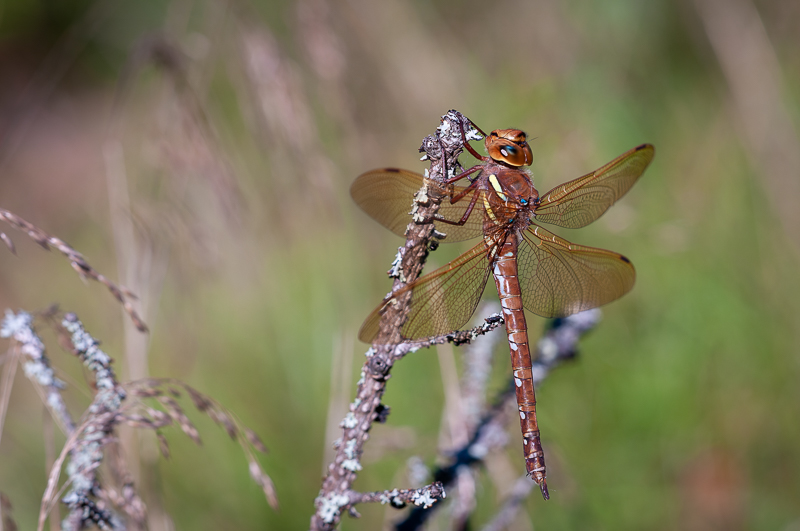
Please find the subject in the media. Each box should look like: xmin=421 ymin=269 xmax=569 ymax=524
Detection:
xmin=486 ymin=129 xmax=533 ymax=167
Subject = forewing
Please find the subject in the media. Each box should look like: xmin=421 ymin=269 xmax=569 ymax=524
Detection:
xmin=517 ymin=224 xmax=636 ymax=318
xmin=350 ymin=168 xmax=484 ymax=242
xmin=359 ymin=242 xmax=492 ymax=342
xmin=534 ymin=144 xmax=654 ymax=228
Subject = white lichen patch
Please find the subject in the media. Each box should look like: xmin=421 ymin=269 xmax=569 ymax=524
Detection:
xmin=341 ymin=458 xmax=362 ymax=472
xmin=1 ymin=310 xmax=34 ymax=339
xmin=464 ymin=127 xmax=483 ymax=142
xmin=411 ymin=488 xmax=441 ymax=509
xmin=344 ymin=438 xmax=358 ymax=459
xmin=3 ymin=311 xmax=65 ymax=390
xmin=318 ymin=493 xmax=350 ymax=523
xmin=414 ymin=183 xmax=430 ymax=206
xmin=380 ymin=489 xmax=400 ymax=505
xmin=340 ymin=412 xmax=358 ymax=429
xmin=62 ymin=315 xmax=120 ymax=395
xmin=388 ymin=251 xmax=407 ymax=282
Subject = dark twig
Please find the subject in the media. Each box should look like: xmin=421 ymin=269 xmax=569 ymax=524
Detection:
xmin=396 ymin=309 xmax=602 ymax=531
xmin=399 ymin=313 xmax=506 ymax=353
xmin=0 ymin=209 xmax=148 ymax=332
xmin=311 ymin=110 xmax=476 ymax=530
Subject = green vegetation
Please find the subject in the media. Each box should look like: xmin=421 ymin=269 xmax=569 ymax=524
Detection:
xmin=1 ymin=0 xmax=798 ymax=529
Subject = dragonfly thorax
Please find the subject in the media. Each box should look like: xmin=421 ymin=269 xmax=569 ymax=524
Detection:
xmin=484 ymin=164 xmax=538 ymax=208
xmin=481 ymin=163 xmax=538 ymax=232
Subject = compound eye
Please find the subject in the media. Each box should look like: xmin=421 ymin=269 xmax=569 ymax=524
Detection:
xmin=486 ymin=131 xmax=533 ymax=166
xmin=500 ymin=145 xmax=518 ymax=159
xmin=496 ymin=142 xmax=527 ymax=166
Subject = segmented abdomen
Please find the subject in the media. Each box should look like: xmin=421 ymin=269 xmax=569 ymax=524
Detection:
xmin=491 ymin=233 xmax=548 ymax=496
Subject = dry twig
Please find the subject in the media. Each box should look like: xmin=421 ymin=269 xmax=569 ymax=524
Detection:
xmin=125 ymin=378 xmax=278 ymax=509
xmin=0 ymin=209 xmax=148 ymax=332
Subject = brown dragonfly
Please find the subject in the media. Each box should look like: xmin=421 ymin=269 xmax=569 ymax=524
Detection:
xmin=351 ymin=119 xmax=654 ymax=499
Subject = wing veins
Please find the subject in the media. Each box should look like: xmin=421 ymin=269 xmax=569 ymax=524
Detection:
xmin=351 ymin=168 xmax=484 ymax=242
xmin=517 ymin=224 xmax=636 ymax=318
xmin=535 ymin=144 xmax=654 ymax=228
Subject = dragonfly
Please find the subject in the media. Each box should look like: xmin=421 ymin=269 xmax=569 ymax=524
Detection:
xmin=350 ymin=119 xmax=654 ymax=499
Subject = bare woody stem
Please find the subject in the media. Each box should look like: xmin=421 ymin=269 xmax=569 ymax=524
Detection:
xmin=346 ymin=482 xmax=446 ymax=509
xmin=310 ymin=110 xmax=476 ymax=530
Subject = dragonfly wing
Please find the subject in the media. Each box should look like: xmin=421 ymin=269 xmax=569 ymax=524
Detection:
xmin=534 ymin=144 xmax=654 ymax=228
xmin=359 ymin=242 xmax=492 ymax=342
xmin=517 ymin=223 xmax=636 ymax=318
xmin=350 ymin=168 xmax=484 ymax=242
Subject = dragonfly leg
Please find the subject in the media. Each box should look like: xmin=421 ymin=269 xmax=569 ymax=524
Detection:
xmin=459 ymin=117 xmax=490 ymax=162
xmin=444 ymin=164 xmax=481 ymax=184
xmin=435 ymin=183 xmax=480 ymax=227
xmin=466 ymin=117 xmax=488 ymax=138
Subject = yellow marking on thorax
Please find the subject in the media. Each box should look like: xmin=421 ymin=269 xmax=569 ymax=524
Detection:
xmin=488 ymin=174 xmax=509 ymax=202
xmin=482 ymin=194 xmax=497 ymax=223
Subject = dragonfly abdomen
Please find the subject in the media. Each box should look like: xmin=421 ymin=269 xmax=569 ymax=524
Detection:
xmin=492 ymin=233 xmax=549 ymax=499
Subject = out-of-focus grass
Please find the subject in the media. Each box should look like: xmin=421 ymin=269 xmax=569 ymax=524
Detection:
xmin=1 ymin=0 xmax=799 ymax=529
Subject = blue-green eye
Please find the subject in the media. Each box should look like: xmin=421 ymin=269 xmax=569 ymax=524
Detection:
xmin=500 ymin=145 xmax=518 ymax=158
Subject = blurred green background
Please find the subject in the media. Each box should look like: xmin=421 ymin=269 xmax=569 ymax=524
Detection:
xmin=1 ymin=0 xmax=799 ymax=529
